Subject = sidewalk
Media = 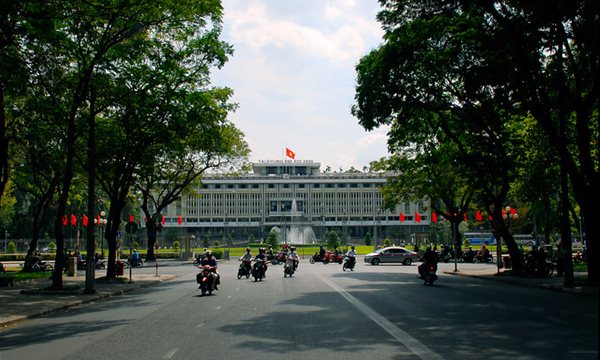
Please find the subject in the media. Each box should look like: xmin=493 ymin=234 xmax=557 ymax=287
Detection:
xmin=444 ymin=267 xmax=598 ymax=296
xmin=0 ymin=272 xmax=176 ymax=329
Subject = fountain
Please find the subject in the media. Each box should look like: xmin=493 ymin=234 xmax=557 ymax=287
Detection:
xmin=285 ymin=199 xmax=317 ymax=244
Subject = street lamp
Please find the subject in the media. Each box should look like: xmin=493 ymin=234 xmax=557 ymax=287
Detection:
xmin=96 ymin=211 xmax=107 ymax=259
xmin=4 ymin=230 xmax=8 ymax=253
xmin=498 ymin=206 xmax=518 ymax=272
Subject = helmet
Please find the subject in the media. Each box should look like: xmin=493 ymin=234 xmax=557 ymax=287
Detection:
xmin=245 ymin=247 xmax=251 ymax=252
xmin=351 ymin=246 xmax=355 ymax=250
xmin=259 ymin=248 xmax=265 ymax=254
xmin=290 ymin=247 xmax=296 ymax=251
xmin=206 ymin=250 xmax=212 ymax=256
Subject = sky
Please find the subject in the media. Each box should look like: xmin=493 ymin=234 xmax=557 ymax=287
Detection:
xmin=211 ymin=0 xmax=390 ymax=171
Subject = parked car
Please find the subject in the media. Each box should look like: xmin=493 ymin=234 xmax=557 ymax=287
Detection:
xmin=364 ymin=247 xmax=419 ymax=266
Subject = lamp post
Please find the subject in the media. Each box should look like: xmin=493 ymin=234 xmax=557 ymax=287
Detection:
xmin=99 ymin=211 xmax=106 ymax=259
xmin=343 ymin=209 xmax=348 ymax=252
xmin=223 ymin=210 xmax=228 ymax=247
xmin=4 ymin=230 xmax=7 ymax=253
xmin=499 ymin=206 xmax=518 ymax=272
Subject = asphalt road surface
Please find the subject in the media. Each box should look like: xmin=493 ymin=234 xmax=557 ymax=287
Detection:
xmin=0 ymin=261 xmax=597 ymax=360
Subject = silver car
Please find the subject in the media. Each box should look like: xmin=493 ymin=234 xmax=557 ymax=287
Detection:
xmin=364 ymin=247 xmax=420 ymax=266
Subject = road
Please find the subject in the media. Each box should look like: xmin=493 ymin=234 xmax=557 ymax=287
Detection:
xmin=0 ymin=260 xmax=597 ymax=360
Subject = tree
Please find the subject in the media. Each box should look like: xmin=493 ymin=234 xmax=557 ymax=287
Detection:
xmin=364 ymin=232 xmax=372 ymax=246
xmin=352 ymin=1 xmax=592 ymax=273
xmin=326 ymin=230 xmax=340 ymax=250
xmin=266 ymin=230 xmax=279 ymax=248
xmin=357 ymin=0 xmax=599 ymax=281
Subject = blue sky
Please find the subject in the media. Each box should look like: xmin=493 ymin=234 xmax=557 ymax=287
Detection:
xmin=211 ymin=0 xmax=390 ymax=171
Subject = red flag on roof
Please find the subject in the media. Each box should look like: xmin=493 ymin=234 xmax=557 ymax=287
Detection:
xmin=432 ymin=212 xmax=438 ymax=223
xmin=177 ymin=215 xmax=182 ymax=225
xmin=399 ymin=213 xmax=405 ymax=222
xmin=70 ymin=214 xmax=77 ymax=226
xmin=285 ymin=147 xmax=295 ymax=159
xmin=415 ymin=212 xmax=421 ymax=223
xmin=82 ymin=214 xmax=88 ymax=227
xmin=62 ymin=215 xmax=68 ymax=226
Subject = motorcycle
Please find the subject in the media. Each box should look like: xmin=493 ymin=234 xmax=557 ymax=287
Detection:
xmin=524 ymin=255 xmax=554 ymax=278
xmin=251 ymin=258 xmax=267 ymax=282
xmin=473 ymin=252 xmax=493 ymax=263
xmin=283 ymin=258 xmax=296 ymax=278
xmin=342 ymin=256 xmax=356 ymax=271
xmin=310 ymin=252 xmax=324 ymax=264
xmin=323 ymin=251 xmax=344 ymax=264
xmin=238 ymin=259 xmax=251 ymax=279
xmin=418 ymin=263 xmax=438 ymax=285
xmin=197 ymin=265 xmax=218 ymax=295
xmin=32 ymin=259 xmax=53 ymax=272
xmin=126 ymin=258 xmax=144 ymax=268
xmin=269 ymin=251 xmax=287 ymax=265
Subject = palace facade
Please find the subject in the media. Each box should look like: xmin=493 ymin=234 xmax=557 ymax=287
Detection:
xmin=153 ymin=160 xmax=431 ymax=246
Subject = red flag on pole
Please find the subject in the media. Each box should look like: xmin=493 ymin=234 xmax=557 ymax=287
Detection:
xmin=285 ymin=147 xmax=296 ymax=159
xmin=476 ymin=211 xmax=483 ymax=221
xmin=129 ymin=214 xmax=134 ymax=223
xmin=177 ymin=215 xmax=182 ymax=225
xmin=62 ymin=215 xmax=68 ymax=226
xmin=415 ymin=212 xmax=421 ymax=223
xmin=399 ymin=213 xmax=405 ymax=222
xmin=70 ymin=214 xmax=77 ymax=226
xmin=96 ymin=214 xmax=101 ymax=225
xmin=463 ymin=213 xmax=468 ymax=222
xmin=161 ymin=214 xmax=165 ymax=225
xmin=82 ymin=214 xmax=88 ymax=227
xmin=432 ymin=212 xmax=438 ymax=223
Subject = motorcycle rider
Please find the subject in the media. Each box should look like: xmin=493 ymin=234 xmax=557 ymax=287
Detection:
xmin=201 ymin=250 xmax=220 ymax=290
xmin=254 ymin=248 xmax=268 ymax=277
xmin=267 ymin=245 xmax=274 ymax=261
xmin=287 ymin=246 xmax=299 ymax=271
xmin=239 ymin=247 xmax=252 ymax=273
xmin=418 ymin=245 xmax=438 ymax=278
xmin=319 ymin=245 xmax=326 ymax=260
xmin=345 ymin=246 xmax=357 ymax=268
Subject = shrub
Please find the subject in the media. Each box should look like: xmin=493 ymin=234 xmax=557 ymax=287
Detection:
xmin=6 ymin=241 xmax=17 ymax=253
xmin=383 ymin=238 xmax=392 ymax=247
xmin=211 ymin=248 xmax=224 ymax=259
xmin=48 ymin=241 xmax=57 ymax=252
xmin=173 ymin=240 xmax=180 ymax=251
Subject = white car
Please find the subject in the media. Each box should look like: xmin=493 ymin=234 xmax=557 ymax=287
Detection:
xmin=364 ymin=247 xmax=419 ymax=266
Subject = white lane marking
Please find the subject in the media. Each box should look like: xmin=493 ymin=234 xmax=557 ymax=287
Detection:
xmin=216 ymin=305 xmax=222 ymax=310
xmin=320 ymin=276 xmax=444 ymax=360
xmin=163 ymin=348 xmax=179 ymax=359
xmin=227 ymin=295 xmax=232 ymax=299
xmin=195 ymin=322 xmax=205 ymax=328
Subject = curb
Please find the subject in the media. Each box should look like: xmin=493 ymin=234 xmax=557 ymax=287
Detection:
xmin=444 ymin=271 xmax=597 ymax=297
xmin=0 ymin=275 xmax=177 ymax=328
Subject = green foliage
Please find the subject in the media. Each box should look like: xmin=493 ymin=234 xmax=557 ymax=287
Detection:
xmin=7 ymin=241 xmax=16 ymax=253
xmin=463 ymin=239 xmax=471 ymax=248
xmin=326 ymin=230 xmax=340 ymax=250
xmin=383 ymin=238 xmax=392 ymax=247
xmin=48 ymin=242 xmax=57 ymax=252
xmin=173 ymin=240 xmax=180 ymax=251
xmin=364 ymin=232 xmax=372 ymax=246
xmin=214 ymin=240 xmax=221 ymax=248
xmin=211 ymin=248 xmax=224 ymax=259
xmin=266 ymin=230 xmax=279 ymax=247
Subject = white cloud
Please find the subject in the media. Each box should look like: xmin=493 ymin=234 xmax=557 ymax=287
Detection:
xmin=213 ymin=0 xmax=389 ymax=170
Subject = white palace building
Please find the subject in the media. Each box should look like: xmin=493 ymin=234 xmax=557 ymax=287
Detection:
xmin=155 ymin=160 xmax=432 ymax=246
